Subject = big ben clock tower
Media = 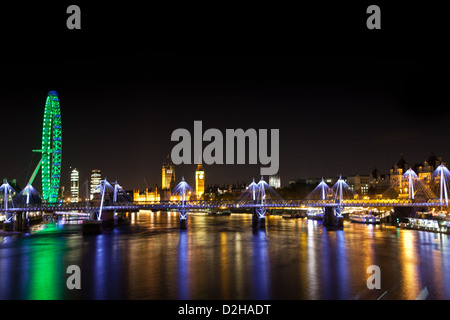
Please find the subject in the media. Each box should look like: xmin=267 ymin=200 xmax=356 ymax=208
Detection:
xmin=195 ymin=164 xmax=205 ymax=199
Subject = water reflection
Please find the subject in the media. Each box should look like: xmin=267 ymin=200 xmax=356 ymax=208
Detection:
xmin=439 ymin=235 xmax=450 ymax=298
xmin=177 ymin=230 xmax=190 ymax=299
xmin=251 ymin=229 xmax=270 ymax=299
xmin=219 ymin=232 xmax=229 ymax=299
xmin=306 ymin=220 xmax=320 ymax=299
xmin=233 ymin=232 xmax=244 ymax=299
xmin=400 ymin=230 xmax=420 ymax=298
xmin=0 ymin=241 xmax=15 ymax=299
xmin=335 ymin=231 xmax=349 ymax=299
xmin=27 ymin=236 xmax=62 ymax=299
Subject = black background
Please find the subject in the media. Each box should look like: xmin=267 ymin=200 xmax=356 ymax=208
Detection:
xmin=0 ymin=2 xmax=448 ymax=190
xmin=0 ymin=0 xmax=449 ymax=312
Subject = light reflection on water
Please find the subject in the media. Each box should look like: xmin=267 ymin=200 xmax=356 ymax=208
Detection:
xmin=1 ymin=212 xmax=450 ymax=300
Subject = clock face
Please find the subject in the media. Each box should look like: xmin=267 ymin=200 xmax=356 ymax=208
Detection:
xmin=199 ymin=174 xmax=204 ymax=179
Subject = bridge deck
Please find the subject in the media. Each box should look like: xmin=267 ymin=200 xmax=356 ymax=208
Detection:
xmin=0 ymin=199 xmax=448 ymax=213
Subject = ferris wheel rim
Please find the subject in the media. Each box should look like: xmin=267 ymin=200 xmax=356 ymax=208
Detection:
xmin=41 ymin=90 xmax=62 ymax=203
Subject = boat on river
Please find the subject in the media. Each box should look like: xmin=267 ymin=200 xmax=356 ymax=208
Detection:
xmin=349 ymin=211 xmax=380 ymax=224
xmin=306 ymin=209 xmax=323 ymax=221
xmin=282 ymin=211 xmax=303 ymax=219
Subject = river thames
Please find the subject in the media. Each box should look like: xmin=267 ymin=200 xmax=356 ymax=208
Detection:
xmin=1 ymin=212 xmax=450 ymax=300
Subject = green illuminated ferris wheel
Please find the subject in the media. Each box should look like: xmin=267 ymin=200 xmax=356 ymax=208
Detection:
xmin=30 ymin=91 xmax=62 ymax=203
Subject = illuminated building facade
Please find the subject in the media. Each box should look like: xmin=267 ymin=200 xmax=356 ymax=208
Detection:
xmin=417 ymin=153 xmax=445 ymax=186
xmin=389 ymin=154 xmax=409 ymax=189
xmin=348 ymin=174 xmax=370 ymax=195
xmin=133 ymin=187 xmax=160 ymax=203
xmin=70 ymin=168 xmax=79 ymax=202
xmin=204 ymin=181 xmax=247 ymax=200
xmin=195 ymin=164 xmax=205 ymax=199
xmin=292 ymin=153 xmax=446 ymax=200
xmin=269 ymin=175 xmax=281 ymax=189
xmin=90 ymin=169 xmax=101 ymax=200
xmin=369 ymin=168 xmax=389 ymax=191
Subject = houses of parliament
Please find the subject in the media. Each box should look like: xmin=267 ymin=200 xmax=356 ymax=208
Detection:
xmin=133 ymin=159 xmax=205 ymax=203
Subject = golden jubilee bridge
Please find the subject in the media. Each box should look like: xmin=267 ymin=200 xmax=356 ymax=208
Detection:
xmin=1 ymin=169 xmax=449 ymax=231
xmin=0 ymin=198 xmax=447 ymax=213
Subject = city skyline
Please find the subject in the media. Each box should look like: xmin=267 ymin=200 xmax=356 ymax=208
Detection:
xmin=1 ymin=3 xmax=450 ymax=305
xmin=0 ymin=56 xmax=448 ymax=194
xmin=60 ymin=149 xmax=447 ymax=194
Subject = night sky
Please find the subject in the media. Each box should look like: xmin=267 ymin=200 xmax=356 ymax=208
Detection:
xmin=0 ymin=3 xmax=448 ymax=193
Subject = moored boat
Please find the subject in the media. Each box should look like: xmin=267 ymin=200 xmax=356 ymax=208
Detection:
xmin=282 ymin=211 xmax=302 ymax=219
xmin=282 ymin=212 xmax=294 ymax=219
xmin=306 ymin=209 xmax=323 ymax=221
xmin=349 ymin=211 xmax=380 ymax=224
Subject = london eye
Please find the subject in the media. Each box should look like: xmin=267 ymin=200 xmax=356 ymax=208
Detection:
xmin=28 ymin=91 xmax=62 ymax=203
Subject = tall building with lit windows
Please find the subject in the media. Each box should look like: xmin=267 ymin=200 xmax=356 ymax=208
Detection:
xmin=347 ymin=174 xmax=370 ymax=196
xmin=195 ymin=164 xmax=205 ymax=199
xmin=90 ymin=169 xmax=101 ymax=200
xmin=269 ymin=175 xmax=281 ymax=189
xmin=70 ymin=168 xmax=79 ymax=202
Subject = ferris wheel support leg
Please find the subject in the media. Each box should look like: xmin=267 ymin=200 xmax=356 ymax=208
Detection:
xmin=27 ymin=156 xmax=43 ymax=186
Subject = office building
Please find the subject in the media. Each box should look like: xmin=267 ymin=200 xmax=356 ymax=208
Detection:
xmin=70 ymin=168 xmax=79 ymax=202
xmin=90 ymin=169 xmax=101 ymax=200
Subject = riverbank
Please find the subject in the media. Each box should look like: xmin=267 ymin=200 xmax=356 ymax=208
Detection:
xmin=399 ymin=217 xmax=450 ymax=234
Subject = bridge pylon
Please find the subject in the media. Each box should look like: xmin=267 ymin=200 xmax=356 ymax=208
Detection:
xmin=82 ymin=178 xmax=116 ymax=235
xmin=253 ymin=178 xmax=267 ymax=229
xmin=237 ymin=177 xmax=283 ymax=229
xmin=172 ymin=177 xmax=193 ymax=229
xmin=1 ymin=179 xmax=15 ymax=230
xmin=324 ymin=176 xmax=355 ymax=229
xmin=435 ymin=164 xmax=449 ymax=211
